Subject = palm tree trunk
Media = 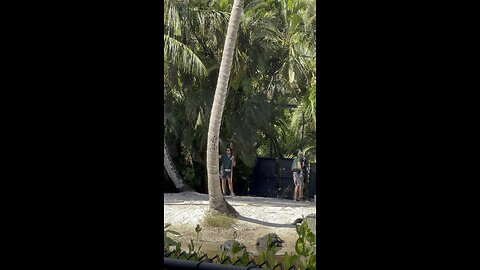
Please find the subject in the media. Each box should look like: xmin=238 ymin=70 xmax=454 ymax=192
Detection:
xmin=164 ymin=137 xmax=193 ymax=192
xmin=206 ymin=0 xmax=244 ymax=216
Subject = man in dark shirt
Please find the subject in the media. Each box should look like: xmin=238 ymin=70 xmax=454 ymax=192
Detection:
xmin=220 ymin=147 xmax=236 ymax=197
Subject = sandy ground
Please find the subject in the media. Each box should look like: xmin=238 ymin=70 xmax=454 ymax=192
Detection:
xmin=164 ymin=192 xmax=316 ymax=256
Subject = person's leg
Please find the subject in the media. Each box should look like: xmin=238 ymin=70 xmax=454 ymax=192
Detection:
xmin=292 ymin=173 xmax=296 ymax=200
xmin=221 ymin=177 xmax=227 ymax=195
xmin=293 ymin=172 xmax=298 ymax=200
xmin=298 ymin=174 xmax=304 ymax=200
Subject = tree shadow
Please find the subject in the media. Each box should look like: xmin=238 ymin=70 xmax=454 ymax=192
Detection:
xmin=235 ymin=214 xmax=296 ymax=228
xmin=164 ymin=194 xmax=314 ymax=207
xmin=163 ymin=203 xmax=209 ymax=206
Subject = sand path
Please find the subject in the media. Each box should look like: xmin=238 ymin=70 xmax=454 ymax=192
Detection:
xmin=164 ymin=192 xmax=316 ymax=256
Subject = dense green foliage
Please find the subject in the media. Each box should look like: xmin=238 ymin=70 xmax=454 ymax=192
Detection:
xmin=164 ymin=219 xmax=316 ymax=269
xmin=164 ymin=0 xmax=316 ymax=191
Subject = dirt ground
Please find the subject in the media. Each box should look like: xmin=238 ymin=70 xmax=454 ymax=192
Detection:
xmin=164 ymin=192 xmax=316 ymax=256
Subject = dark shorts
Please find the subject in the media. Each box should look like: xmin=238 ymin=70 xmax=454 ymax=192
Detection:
xmin=221 ymin=169 xmax=232 ymax=179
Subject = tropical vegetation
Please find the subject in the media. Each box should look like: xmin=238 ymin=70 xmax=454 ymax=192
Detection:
xmin=164 ymin=0 xmax=316 ymax=194
xmin=164 ymin=218 xmax=316 ymax=269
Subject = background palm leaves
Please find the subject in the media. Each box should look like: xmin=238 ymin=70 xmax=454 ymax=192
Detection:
xmin=164 ymin=35 xmax=207 ymax=77
xmin=164 ymin=0 xmax=316 ymax=192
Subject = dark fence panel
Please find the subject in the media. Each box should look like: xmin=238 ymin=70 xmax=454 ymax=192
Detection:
xmin=276 ymin=158 xmax=293 ymax=178
xmin=249 ymin=158 xmax=315 ymax=200
xmin=250 ymin=177 xmax=276 ymax=197
xmin=234 ymin=177 xmax=248 ymax=196
xmin=276 ymin=177 xmax=294 ymax=199
xmin=250 ymin=158 xmax=277 ymax=197
xmin=253 ymin=158 xmax=277 ymax=178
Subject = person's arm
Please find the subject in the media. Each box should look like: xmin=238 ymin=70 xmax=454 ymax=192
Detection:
xmin=297 ymin=160 xmax=302 ymax=170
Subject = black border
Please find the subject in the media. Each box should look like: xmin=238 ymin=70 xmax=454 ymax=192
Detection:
xmin=3 ymin=0 xmax=469 ymax=268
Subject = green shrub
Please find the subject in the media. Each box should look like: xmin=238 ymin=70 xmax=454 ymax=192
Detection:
xmin=187 ymin=224 xmax=203 ymax=255
xmin=292 ymin=217 xmax=316 ymax=269
xmin=165 ymin=218 xmax=317 ymax=269
xmin=164 ymin=223 xmax=181 ymax=253
xmin=202 ymin=213 xmax=235 ymax=228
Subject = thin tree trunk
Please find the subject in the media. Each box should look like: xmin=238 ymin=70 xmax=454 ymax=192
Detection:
xmin=273 ymin=137 xmax=284 ymax=158
xmin=301 ymin=111 xmax=305 ymax=145
xmin=164 ymin=137 xmax=193 ymax=192
xmin=206 ymin=0 xmax=244 ymax=216
xmin=270 ymin=82 xmax=276 ymax=158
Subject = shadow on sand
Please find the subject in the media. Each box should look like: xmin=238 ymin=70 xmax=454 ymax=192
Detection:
xmin=235 ymin=215 xmax=295 ymax=228
xmin=164 ymin=192 xmax=314 ymax=209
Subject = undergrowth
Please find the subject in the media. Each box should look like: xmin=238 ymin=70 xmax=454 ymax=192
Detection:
xmin=164 ymin=215 xmax=316 ymax=269
xmin=202 ymin=212 xmax=235 ymax=228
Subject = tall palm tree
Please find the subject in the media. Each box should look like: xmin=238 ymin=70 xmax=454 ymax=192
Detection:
xmin=164 ymin=0 xmax=208 ymax=77
xmin=223 ymin=0 xmax=315 ymax=159
xmin=164 ymin=0 xmax=210 ymax=191
xmin=164 ymin=35 xmax=207 ymax=77
xmin=164 ymin=137 xmax=193 ymax=192
xmin=163 ymin=0 xmax=316 ymax=193
xmin=206 ymin=0 xmax=244 ymax=216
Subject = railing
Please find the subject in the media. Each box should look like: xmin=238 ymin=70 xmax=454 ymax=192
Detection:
xmin=164 ymin=250 xmax=303 ymax=270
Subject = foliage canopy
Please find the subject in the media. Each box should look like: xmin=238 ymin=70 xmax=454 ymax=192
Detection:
xmin=164 ymin=0 xmax=316 ymax=191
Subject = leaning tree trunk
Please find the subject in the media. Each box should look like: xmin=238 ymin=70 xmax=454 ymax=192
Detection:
xmin=164 ymin=137 xmax=193 ymax=192
xmin=206 ymin=0 xmax=244 ymax=216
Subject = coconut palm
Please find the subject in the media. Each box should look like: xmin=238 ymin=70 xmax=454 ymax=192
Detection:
xmin=164 ymin=35 xmax=207 ymax=77
xmin=226 ymin=0 xmax=316 ymax=159
xmin=206 ymin=0 xmax=244 ymax=216
xmin=164 ymin=0 xmax=214 ymax=190
xmin=164 ymin=137 xmax=193 ymax=192
xmin=163 ymin=0 xmax=316 ymax=193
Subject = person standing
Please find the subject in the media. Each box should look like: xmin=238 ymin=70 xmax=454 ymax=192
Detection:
xmin=292 ymin=151 xmax=305 ymax=201
xmin=220 ymin=147 xmax=236 ymax=197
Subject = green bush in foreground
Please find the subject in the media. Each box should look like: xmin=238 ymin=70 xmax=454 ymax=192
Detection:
xmin=164 ymin=217 xmax=316 ymax=269
xmin=163 ymin=223 xmax=181 ymax=253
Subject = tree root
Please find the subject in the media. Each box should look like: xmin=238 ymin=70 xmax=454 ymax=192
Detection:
xmin=208 ymin=199 xmax=239 ymax=217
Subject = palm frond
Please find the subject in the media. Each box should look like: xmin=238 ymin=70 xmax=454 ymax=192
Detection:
xmin=164 ymin=0 xmax=182 ymax=37
xmin=164 ymin=34 xmax=207 ymax=77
